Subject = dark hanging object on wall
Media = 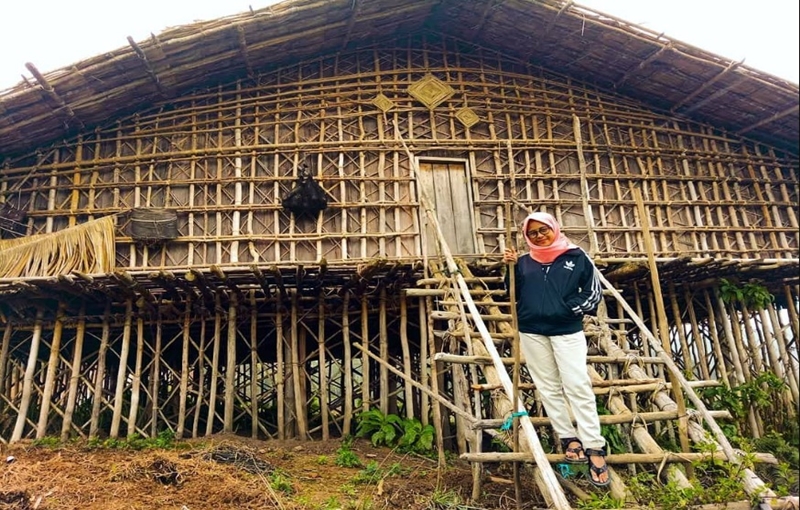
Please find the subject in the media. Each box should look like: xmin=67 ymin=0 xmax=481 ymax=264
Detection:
xmin=128 ymin=208 xmax=179 ymax=242
xmin=0 ymin=202 xmax=27 ymax=238
xmin=281 ymin=163 xmax=328 ymax=216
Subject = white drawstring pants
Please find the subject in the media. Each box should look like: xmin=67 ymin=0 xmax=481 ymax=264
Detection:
xmin=519 ymin=331 xmax=605 ymax=449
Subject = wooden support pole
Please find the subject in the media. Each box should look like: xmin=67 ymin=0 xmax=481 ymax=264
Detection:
xmin=224 ymin=295 xmax=238 ymax=433
xmin=290 ymin=291 xmax=308 ymax=439
xmin=12 ymin=310 xmax=44 ymax=442
xmin=318 ymin=291 xmax=329 ymax=440
xmin=151 ymin=314 xmax=163 ymax=437
xmin=36 ymin=304 xmax=65 ymax=438
xmin=206 ymin=298 xmax=222 ymax=436
xmin=276 ymin=295 xmax=286 ymax=440
xmin=379 ymin=287 xmax=389 ymax=415
xmin=342 ymin=293 xmax=353 ymax=435
xmin=399 ymin=296 xmax=413 ymax=420
xmin=177 ymin=299 xmax=192 ymax=438
xmin=90 ymin=306 xmax=111 ymax=438
xmin=192 ymin=319 xmax=207 ymax=438
xmin=110 ymin=300 xmax=134 ymax=438
xmin=633 ymin=188 xmax=693 ymax=463
xmin=127 ymin=316 xmax=145 ymax=438
xmin=361 ymin=297 xmax=370 ymax=413
xmin=0 ymin=324 xmax=12 ymax=405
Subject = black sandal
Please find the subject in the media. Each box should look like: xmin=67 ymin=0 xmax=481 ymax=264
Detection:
xmin=559 ymin=437 xmax=587 ymax=464
xmin=585 ymin=447 xmax=611 ymax=487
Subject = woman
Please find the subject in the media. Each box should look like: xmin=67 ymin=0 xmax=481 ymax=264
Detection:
xmin=503 ymin=211 xmax=610 ymax=487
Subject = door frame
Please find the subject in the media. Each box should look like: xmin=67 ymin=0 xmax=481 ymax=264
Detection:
xmin=414 ymin=156 xmax=479 ymax=257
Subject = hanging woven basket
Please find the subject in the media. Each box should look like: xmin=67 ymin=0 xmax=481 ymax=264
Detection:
xmin=127 ymin=208 xmax=178 ymax=242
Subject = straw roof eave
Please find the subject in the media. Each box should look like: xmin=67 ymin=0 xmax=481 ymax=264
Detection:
xmin=0 ymin=0 xmax=798 ymax=161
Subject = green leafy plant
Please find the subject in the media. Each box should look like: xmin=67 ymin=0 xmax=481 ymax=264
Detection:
xmin=355 ymin=409 xmax=435 ymax=454
xmin=335 ymin=438 xmax=362 ymax=468
xmin=719 ymin=278 xmax=774 ymax=310
xmin=268 ymin=469 xmax=294 ymax=494
xmin=355 ymin=409 xmax=403 ymax=447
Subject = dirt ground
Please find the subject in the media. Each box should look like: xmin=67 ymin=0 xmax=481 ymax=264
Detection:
xmin=0 ymin=434 xmax=546 ymax=510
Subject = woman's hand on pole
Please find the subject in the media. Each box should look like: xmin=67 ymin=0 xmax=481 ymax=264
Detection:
xmin=503 ymin=248 xmax=518 ymax=264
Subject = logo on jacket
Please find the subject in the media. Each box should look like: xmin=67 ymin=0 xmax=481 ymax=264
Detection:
xmin=563 ymin=261 xmax=575 ymax=271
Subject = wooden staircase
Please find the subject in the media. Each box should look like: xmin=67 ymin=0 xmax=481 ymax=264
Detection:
xmin=406 ymin=258 xmax=795 ymax=509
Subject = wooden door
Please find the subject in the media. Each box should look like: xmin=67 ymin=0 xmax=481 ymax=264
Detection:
xmin=417 ymin=160 xmax=476 ymax=256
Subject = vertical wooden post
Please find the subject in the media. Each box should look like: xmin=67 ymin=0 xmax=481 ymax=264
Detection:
xmin=36 ymin=304 xmax=66 ymax=438
xmin=573 ymin=115 xmax=599 ymax=255
xmin=379 ymin=287 xmax=389 ymax=415
xmin=110 ymin=300 xmax=134 ymax=438
xmin=192 ymin=318 xmax=207 ymax=438
xmin=0 ymin=324 xmax=12 ymax=408
xmin=250 ymin=291 xmax=259 ymax=438
xmin=318 ymin=292 xmax=329 ymax=440
xmin=224 ymin=295 xmax=238 ymax=432
xmin=361 ymin=298 xmax=370 ymax=413
xmin=276 ymin=295 xmax=286 ymax=440
xmin=177 ymin=299 xmax=192 ymax=438
xmin=90 ymin=306 xmax=111 ymax=438
xmin=290 ymin=291 xmax=307 ymax=438
xmin=342 ymin=293 xmax=353 ymax=435
xmin=425 ymin=296 xmax=446 ymax=469
xmin=206 ymin=297 xmax=222 ymax=436
xmin=150 ymin=314 xmax=163 ymax=437
xmin=127 ymin=316 xmax=145 ymax=437
xmin=633 ymin=189 xmax=692 ymax=465
xmin=418 ymin=297 xmax=430 ymax=427
xmin=399 ymin=296 xmax=414 ymax=419
xmin=702 ymin=290 xmax=730 ymax=385
xmin=12 ymin=310 xmax=44 ymax=442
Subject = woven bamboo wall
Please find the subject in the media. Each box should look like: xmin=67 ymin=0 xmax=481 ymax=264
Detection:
xmin=2 ymin=34 xmax=797 ymax=266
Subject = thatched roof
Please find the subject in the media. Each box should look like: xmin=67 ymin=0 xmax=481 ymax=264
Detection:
xmin=0 ymin=0 xmax=798 ymax=160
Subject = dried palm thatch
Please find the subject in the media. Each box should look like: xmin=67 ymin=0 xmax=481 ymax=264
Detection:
xmin=0 ymin=216 xmax=116 ymax=279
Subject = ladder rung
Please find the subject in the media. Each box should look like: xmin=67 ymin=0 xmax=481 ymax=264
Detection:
xmin=404 ymin=288 xmax=507 ymax=297
xmin=433 ymin=353 xmax=666 ymax=365
xmin=430 ymin=311 xmax=513 ymax=321
xmin=471 ymin=409 xmax=730 ymax=428
xmin=460 ymin=450 xmax=768 ymax=465
xmin=416 ymin=276 xmax=505 ymax=286
xmin=440 ymin=300 xmax=512 ymax=306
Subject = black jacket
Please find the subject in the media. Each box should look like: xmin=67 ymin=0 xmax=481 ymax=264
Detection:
xmin=507 ymin=248 xmax=602 ymax=336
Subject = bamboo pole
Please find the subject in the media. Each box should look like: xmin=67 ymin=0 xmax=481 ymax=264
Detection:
xmin=633 ymin=188 xmax=692 ymax=464
xmin=399 ymin=296 xmax=414 ymax=420
xmin=342 ymin=293 xmax=353 ymax=435
xmin=504 ymin=202 xmax=522 ymax=507
xmin=224 ymin=295 xmax=238 ymax=433
xmin=361 ymin=297 xmax=370 ymax=414
xmin=151 ymin=314 xmax=163 ymax=437
xmin=12 ymin=310 xmax=44 ymax=442
xmin=90 ymin=306 xmax=111 ymax=438
xmin=206 ymin=297 xmax=222 ymax=436
xmin=418 ymin=296 xmax=430 ymax=427
xmin=276 ymin=294 xmax=286 ymax=439
xmin=290 ymin=291 xmax=307 ymax=439
xmin=0 ymin=324 xmax=12 ymax=406
xmin=177 ymin=300 xmax=192 ymax=438
xmin=110 ymin=300 xmax=134 ymax=438
xmin=36 ymin=304 xmax=65 ymax=438
xmin=127 ymin=316 xmax=145 ymax=438
xmin=379 ymin=287 xmax=389 ymax=415
xmin=251 ymin=291 xmax=259 ymax=439
xmin=318 ymin=291 xmax=329 ymax=441
xmin=192 ymin=318 xmax=207 ymax=438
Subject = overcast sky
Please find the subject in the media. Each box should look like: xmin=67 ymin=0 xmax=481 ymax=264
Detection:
xmin=0 ymin=0 xmax=797 ymax=94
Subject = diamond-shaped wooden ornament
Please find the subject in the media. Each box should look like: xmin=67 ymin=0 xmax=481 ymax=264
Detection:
xmin=455 ymin=107 xmax=480 ymax=128
xmin=373 ymin=93 xmax=394 ymax=112
xmin=408 ymin=74 xmax=455 ymax=109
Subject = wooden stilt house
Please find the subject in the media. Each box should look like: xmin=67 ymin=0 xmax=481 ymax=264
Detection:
xmin=0 ymin=0 xmax=797 ymax=506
